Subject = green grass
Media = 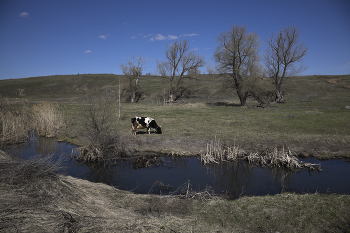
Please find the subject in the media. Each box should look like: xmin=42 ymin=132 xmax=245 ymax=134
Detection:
xmin=1 ymin=73 xmax=350 ymax=157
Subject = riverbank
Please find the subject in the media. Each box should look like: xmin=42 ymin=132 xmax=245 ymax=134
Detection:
xmin=1 ymin=150 xmax=349 ymax=232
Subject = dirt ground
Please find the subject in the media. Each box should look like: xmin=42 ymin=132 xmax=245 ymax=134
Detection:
xmin=327 ymin=77 xmax=350 ymax=89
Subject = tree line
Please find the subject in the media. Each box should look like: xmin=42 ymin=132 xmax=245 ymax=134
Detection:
xmin=120 ymin=25 xmax=308 ymax=106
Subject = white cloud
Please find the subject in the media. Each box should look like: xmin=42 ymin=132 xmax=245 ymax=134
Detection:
xmin=19 ymin=12 xmax=29 ymax=17
xmin=98 ymin=34 xmax=110 ymax=39
xmin=143 ymin=34 xmax=153 ymax=38
xmin=150 ymin=34 xmax=166 ymax=41
xmin=84 ymin=50 xmax=91 ymax=53
xmin=167 ymin=35 xmax=179 ymax=40
xmin=131 ymin=35 xmax=136 ymax=39
xmin=150 ymin=34 xmax=178 ymax=41
xmin=181 ymin=33 xmax=199 ymax=37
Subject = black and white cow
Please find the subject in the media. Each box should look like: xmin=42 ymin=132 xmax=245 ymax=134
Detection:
xmin=131 ymin=116 xmax=162 ymax=135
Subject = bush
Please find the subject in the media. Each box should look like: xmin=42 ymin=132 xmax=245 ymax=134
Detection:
xmin=76 ymin=89 xmax=126 ymax=163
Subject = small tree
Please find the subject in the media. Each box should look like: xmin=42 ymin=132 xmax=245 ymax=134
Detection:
xmin=214 ymin=25 xmax=261 ymax=106
xmin=264 ymin=26 xmax=308 ymax=102
xmin=157 ymin=39 xmax=205 ymax=101
xmin=120 ymin=55 xmax=146 ymax=103
xmin=77 ymin=89 xmax=124 ymax=163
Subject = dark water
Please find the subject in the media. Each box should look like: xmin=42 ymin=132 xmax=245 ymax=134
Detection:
xmin=3 ymin=136 xmax=350 ymax=198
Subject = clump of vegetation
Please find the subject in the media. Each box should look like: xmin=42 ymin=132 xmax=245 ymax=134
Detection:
xmin=32 ymin=102 xmax=66 ymax=137
xmin=0 ymin=151 xmax=75 ymax=233
xmin=0 ymin=100 xmax=31 ymax=145
xmin=75 ymin=89 xmax=126 ymax=163
xmin=201 ymin=137 xmax=322 ymax=171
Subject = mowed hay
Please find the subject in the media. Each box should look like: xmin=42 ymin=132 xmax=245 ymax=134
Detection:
xmin=201 ymin=138 xmax=322 ymax=171
xmin=32 ymin=102 xmax=65 ymax=137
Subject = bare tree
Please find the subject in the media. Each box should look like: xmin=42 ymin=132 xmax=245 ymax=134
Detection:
xmin=120 ymin=55 xmax=146 ymax=103
xmin=264 ymin=26 xmax=308 ymax=102
xmin=206 ymin=61 xmax=215 ymax=75
xmin=78 ymin=89 xmax=125 ymax=163
xmin=214 ymin=25 xmax=261 ymax=106
xmin=157 ymin=39 xmax=205 ymax=101
xmin=188 ymin=66 xmax=202 ymax=77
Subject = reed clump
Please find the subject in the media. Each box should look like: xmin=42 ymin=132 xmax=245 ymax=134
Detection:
xmin=0 ymin=100 xmax=31 ymax=145
xmin=32 ymin=102 xmax=65 ymax=137
xmin=201 ymin=138 xmax=322 ymax=171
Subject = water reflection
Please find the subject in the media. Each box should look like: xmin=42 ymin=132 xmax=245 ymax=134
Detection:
xmin=3 ymin=136 xmax=350 ymax=198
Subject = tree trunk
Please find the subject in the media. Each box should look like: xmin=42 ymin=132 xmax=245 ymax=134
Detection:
xmin=236 ymin=89 xmax=248 ymax=106
xmin=275 ymin=90 xmax=284 ymax=103
xmin=131 ymin=91 xmax=135 ymax=103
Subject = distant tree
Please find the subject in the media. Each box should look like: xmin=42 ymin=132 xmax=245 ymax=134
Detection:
xmin=120 ymin=55 xmax=146 ymax=103
xmin=214 ymin=25 xmax=261 ymax=106
xmin=188 ymin=66 xmax=202 ymax=77
xmin=157 ymin=39 xmax=205 ymax=101
xmin=264 ymin=26 xmax=308 ymax=102
xmin=206 ymin=61 xmax=215 ymax=75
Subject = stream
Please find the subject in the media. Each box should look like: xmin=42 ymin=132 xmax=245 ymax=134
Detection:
xmin=3 ymin=135 xmax=350 ymax=198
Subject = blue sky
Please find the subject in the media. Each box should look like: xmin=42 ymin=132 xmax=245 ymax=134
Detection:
xmin=0 ymin=0 xmax=349 ymax=80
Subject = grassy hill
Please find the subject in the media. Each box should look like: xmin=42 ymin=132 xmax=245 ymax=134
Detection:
xmin=1 ymin=73 xmax=349 ymax=104
xmin=1 ymin=74 xmax=349 ymax=157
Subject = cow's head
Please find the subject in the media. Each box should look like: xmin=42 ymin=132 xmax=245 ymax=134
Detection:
xmin=156 ymin=126 xmax=162 ymax=134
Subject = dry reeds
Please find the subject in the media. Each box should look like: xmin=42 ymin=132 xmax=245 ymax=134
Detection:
xmin=32 ymin=102 xmax=65 ymax=137
xmin=201 ymin=137 xmax=322 ymax=171
xmin=0 ymin=152 xmax=78 ymax=233
xmin=169 ymin=179 xmax=218 ymax=201
xmin=0 ymin=153 xmax=65 ymax=186
xmin=201 ymin=137 xmax=246 ymax=165
xmin=0 ymin=101 xmax=31 ymax=145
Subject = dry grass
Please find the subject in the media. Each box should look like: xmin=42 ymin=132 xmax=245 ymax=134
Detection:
xmin=201 ymin=137 xmax=322 ymax=171
xmin=32 ymin=102 xmax=65 ymax=137
xmin=0 ymin=101 xmax=31 ymax=145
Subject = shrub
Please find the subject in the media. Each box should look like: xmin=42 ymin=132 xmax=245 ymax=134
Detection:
xmin=75 ymin=89 xmax=126 ymax=163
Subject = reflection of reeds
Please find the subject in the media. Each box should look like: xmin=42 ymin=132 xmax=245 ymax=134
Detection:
xmin=32 ymin=102 xmax=65 ymax=137
xmin=201 ymin=138 xmax=322 ymax=171
xmin=0 ymin=104 xmax=31 ymax=145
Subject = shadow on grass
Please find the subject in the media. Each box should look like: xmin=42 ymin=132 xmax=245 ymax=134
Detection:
xmin=206 ymin=101 xmax=241 ymax=107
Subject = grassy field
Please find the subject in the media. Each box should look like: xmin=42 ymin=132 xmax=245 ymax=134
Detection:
xmin=1 ymin=74 xmax=349 ymax=232
xmin=1 ymin=73 xmax=350 ymax=158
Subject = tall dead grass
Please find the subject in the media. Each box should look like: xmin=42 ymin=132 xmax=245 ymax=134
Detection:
xmin=0 ymin=101 xmax=31 ymax=145
xmin=32 ymin=102 xmax=65 ymax=137
xmin=0 ymin=151 xmax=70 ymax=232
xmin=201 ymin=137 xmax=322 ymax=171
